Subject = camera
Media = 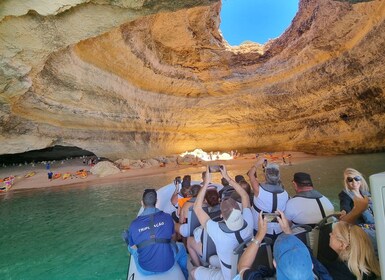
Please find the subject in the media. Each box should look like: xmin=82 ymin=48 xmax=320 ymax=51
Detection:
xmin=209 ymin=165 xmax=223 ymax=173
xmin=262 ymin=212 xmax=281 ymax=223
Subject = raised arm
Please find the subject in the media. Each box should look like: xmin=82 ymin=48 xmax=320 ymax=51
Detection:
xmin=247 ymin=165 xmax=260 ymax=197
xmin=220 ymin=165 xmax=250 ymax=209
xmin=193 ymin=166 xmax=211 ymax=228
xmin=170 ymin=177 xmax=180 ymax=206
xmin=339 ymin=195 xmax=369 ymax=224
xmin=238 ymin=211 xmax=267 ymax=277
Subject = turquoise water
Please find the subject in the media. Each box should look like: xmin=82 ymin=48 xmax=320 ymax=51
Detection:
xmin=0 ymin=153 xmax=384 ymax=279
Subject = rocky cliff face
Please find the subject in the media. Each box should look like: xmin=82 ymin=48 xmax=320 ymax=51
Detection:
xmin=1 ymin=0 xmax=384 ymax=160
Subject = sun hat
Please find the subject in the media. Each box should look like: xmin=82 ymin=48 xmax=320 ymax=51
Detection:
xmin=293 ymin=172 xmax=313 ymax=186
xmin=273 ymin=234 xmax=314 ymax=280
xmin=220 ymin=198 xmax=244 ymax=231
xmin=265 ymin=163 xmax=280 ymax=184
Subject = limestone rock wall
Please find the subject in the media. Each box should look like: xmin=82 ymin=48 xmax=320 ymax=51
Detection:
xmin=1 ymin=0 xmax=384 ymax=160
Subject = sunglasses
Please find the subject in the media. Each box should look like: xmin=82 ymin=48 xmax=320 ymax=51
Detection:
xmin=346 ymin=176 xmax=361 ymax=183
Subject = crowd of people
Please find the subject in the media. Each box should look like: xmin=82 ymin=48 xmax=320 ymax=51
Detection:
xmin=123 ymin=158 xmax=380 ymax=280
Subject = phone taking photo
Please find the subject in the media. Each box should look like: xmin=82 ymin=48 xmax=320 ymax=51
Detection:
xmin=262 ymin=212 xmax=281 ymax=223
xmin=209 ymin=165 xmax=222 ymax=173
xmin=174 ymin=176 xmax=181 ymax=184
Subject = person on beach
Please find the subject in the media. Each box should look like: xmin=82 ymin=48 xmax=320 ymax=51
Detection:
xmin=190 ymin=165 xmax=253 ymax=280
xmin=247 ymin=160 xmax=289 ymax=240
xmin=48 ymin=170 xmax=53 ymax=181
xmin=326 ymin=221 xmax=381 ymax=280
xmin=125 ymin=189 xmax=188 ymax=279
xmin=284 ymin=172 xmax=334 ymax=249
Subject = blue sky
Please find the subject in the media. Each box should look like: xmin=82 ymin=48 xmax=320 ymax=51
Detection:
xmin=220 ymin=0 xmax=299 ymax=45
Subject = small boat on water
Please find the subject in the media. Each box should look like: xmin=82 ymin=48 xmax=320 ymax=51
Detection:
xmin=123 ymin=176 xmax=374 ymax=280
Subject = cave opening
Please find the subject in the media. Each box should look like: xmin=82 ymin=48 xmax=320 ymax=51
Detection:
xmin=0 ymin=145 xmax=95 ymax=165
xmin=220 ymin=0 xmax=299 ymax=45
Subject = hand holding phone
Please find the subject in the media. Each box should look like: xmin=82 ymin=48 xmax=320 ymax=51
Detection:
xmin=262 ymin=212 xmax=281 ymax=223
xmin=209 ymin=165 xmax=223 ymax=173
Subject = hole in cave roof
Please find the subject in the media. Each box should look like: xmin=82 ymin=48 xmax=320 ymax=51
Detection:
xmin=220 ymin=0 xmax=299 ymax=46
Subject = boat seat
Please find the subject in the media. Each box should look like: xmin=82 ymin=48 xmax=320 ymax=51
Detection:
xmin=290 ymin=224 xmax=313 ymax=248
xmin=199 ymin=228 xmax=217 ymax=266
xmin=186 ymin=206 xmax=203 ymax=237
xmin=313 ymin=214 xmax=340 ymax=265
xmin=127 ymin=254 xmax=185 ymax=280
xmin=229 ymin=237 xmax=274 ymax=279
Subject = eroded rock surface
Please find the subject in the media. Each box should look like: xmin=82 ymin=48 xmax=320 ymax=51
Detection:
xmin=1 ymin=0 xmax=384 ymax=160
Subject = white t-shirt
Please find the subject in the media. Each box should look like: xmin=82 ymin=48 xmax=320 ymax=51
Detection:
xmin=285 ymin=195 xmax=334 ymax=249
xmin=252 ymin=187 xmax=289 ymax=234
xmin=284 ymin=195 xmax=334 ymax=225
xmin=206 ymin=208 xmax=254 ymax=280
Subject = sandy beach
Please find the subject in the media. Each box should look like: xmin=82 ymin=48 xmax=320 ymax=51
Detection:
xmin=0 ymin=151 xmax=321 ymax=194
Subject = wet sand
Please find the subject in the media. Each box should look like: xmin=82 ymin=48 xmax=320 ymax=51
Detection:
xmin=0 ymin=152 xmax=320 ymax=193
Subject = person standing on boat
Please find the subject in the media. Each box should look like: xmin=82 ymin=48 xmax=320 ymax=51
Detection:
xmin=191 ymin=165 xmax=253 ymax=280
xmin=247 ymin=161 xmax=289 ymax=240
xmin=126 ymin=189 xmax=188 ymax=279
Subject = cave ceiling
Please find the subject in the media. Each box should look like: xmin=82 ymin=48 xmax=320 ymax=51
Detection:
xmin=1 ymin=0 xmax=385 ymax=160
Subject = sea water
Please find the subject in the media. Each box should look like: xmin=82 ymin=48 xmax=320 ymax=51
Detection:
xmin=0 ymin=153 xmax=384 ymax=280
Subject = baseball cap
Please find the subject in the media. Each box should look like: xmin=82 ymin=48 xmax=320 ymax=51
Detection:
xmin=293 ymin=172 xmax=313 ymax=186
xmin=273 ymin=234 xmax=314 ymax=280
xmin=220 ymin=198 xmax=243 ymax=231
xmin=265 ymin=163 xmax=280 ymax=184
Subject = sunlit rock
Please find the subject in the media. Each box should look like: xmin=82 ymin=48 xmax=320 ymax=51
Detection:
xmin=1 ymin=0 xmax=384 ymax=160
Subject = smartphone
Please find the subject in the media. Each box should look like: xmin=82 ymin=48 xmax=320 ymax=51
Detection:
xmin=262 ymin=212 xmax=281 ymax=223
xmin=209 ymin=165 xmax=222 ymax=173
xmin=174 ymin=176 xmax=181 ymax=184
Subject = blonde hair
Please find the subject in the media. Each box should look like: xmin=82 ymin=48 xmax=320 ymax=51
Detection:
xmin=343 ymin=168 xmax=369 ymax=192
xmin=333 ymin=222 xmax=380 ymax=279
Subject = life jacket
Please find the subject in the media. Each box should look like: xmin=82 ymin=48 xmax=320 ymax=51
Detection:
xmin=252 ymin=183 xmax=285 ymax=214
xmin=292 ymin=190 xmax=326 ymax=228
xmin=217 ymin=220 xmax=248 ymax=269
xmin=136 ymin=213 xmax=171 ymax=249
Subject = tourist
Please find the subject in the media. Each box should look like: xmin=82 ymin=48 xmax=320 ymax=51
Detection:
xmin=175 ymin=184 xmax=201 ymax=237
xmin=326 ymin=221 xmax=381 ymax=280
xmin=247 ymin=161 xmax=288 ymax=239
xmin=170 ymin=176 xmax=182 ymax=207
xmin=125 ymin=189 xmax=188 ymax=279
xmin=230 ymin=180 xmax=252 ymax=207
xmin=186 ymin=187 xmax=221 ymax=266
xmin=238 ymin=211 xmax=315 ymax=280
xmin=191 ymin=165 xmax=253 ymax=280
xmin=219 ymin=177 xmax=234 ymax=200
xmin=339 ymin=168 xmax=377 ymax=253
xmin=339 ymin=168 xmax=374 ymax=225
xmin=284 ymin=172 xmax=334 ymax=249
